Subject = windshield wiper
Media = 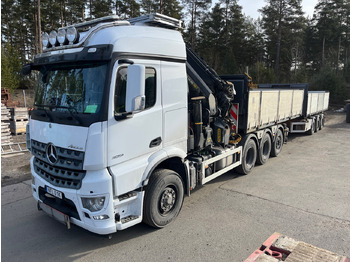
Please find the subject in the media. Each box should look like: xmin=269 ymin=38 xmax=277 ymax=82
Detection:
xmin=34 ymin=104 xmax=53 ymax=122
xmin=54 ymin=105 xmax=83 ymax=125
xmin=34 ymin=104 xmax=82 ymax=125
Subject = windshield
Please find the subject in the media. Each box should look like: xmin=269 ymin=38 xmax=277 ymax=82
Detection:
xmin=35 ymin=62 xmax=107 ymax=114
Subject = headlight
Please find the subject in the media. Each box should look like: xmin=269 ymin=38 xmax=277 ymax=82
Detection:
xmin=81 ymin=197 xmax=106 ymax=212
xmin=49 ymin=30 xmax=58 ymax=46
xmin=66 ymin=27 xmax=78 ymax=44
xmin=42 ymin=32 xmax=49 ymax=48
xmin=57 ymin=28 xmax=67 ymax=45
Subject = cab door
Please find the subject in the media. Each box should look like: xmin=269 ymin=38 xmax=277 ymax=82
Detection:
xmin=107 ymin=59 xmax=162 ymax=195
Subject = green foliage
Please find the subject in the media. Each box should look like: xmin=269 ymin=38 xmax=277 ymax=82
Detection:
xmin=249 ymin=62 xmax=276 ymax=84
xmin=115 ymin=0 xmax=140 ymax=18
xmin=310 ymin=66 xmax=347 ymax=103
xmin=1 ymin=43 xmax=21 ymax=91
xmin=260 ymin=0 xmax=305 ymax=82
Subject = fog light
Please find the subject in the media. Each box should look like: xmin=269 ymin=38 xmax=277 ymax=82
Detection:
xmin=42 ymin=32 xmax=49 ymax=48
xmin=49 ymin=30 xmax=58 ymax=46
xmin=81 ymin=197 xmax=106 ymax=212
xmin=93 ymin=215 xmax=109 ymax=220
xmin=57 ymin=28 xmax=67 ymax=45
xmin=67 ymin=27 xmax=78 ymax=44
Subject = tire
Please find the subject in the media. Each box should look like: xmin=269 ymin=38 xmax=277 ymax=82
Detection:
xmin=271 ymin=129 xmax=283 ymax=157
xmin=314 ymin=117 xmax=319 ymax=133
xmin=346 ymin=104 xmax=350 ymax=123
xmin=143 ymin=169 xmax=184 ymax=228
xmin=319 ymin=115 xmax=323 ymax=130
xmin=236 ymin=138 xmax=257 ymax=175
xmin=256 ymin=132 xmax=271 ymax=165
xmin=307 ymin=120 xmax=314 ymax=135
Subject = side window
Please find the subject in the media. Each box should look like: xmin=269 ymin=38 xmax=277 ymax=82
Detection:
xmin=114 ymin=67 xmax=156 ymax=113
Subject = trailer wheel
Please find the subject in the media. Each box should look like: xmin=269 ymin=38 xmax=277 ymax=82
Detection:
xmin=314 ymin=116 xmax=319 ymax=133
xmin=346 ymin=104 xmax=350 ymax=123
xmin=256 ymin=133 xmax=271 ymax=165
xmin=319 ymin=115 xmax=323 ymax=130
xmin=307 ymin=120 xmax=314 ymax=135
xmin=271 ymin=129 xmax=283 ymax=157
xmin=143 ymin=169 xmax=184 ymax=228
xmin=236 ymin=138 xmax=257 ymax=175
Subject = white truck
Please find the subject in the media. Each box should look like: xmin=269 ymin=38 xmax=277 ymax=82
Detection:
xmin=22 ymin=13 xmax=329 ymax=235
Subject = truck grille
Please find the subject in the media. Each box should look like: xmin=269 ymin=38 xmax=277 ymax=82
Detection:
xmin=31 ymin=139 xmax=86 ymax=189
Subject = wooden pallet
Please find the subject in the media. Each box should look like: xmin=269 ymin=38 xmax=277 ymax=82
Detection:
xmin=9 ymin=107 xmax=29 ymax=121
xmin=9 ymin=119 xmax=28 ymax=135
xmin=1 ymin=103 xmax=12 ymax=144
xmin=245 ymin=232 xmax=350 ymax=262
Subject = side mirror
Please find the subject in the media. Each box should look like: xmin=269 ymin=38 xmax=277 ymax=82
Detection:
xmin=21 ymin=64 xmax=32 ymax=76
xmin=125 ymin=64 xmax=146 ymax=113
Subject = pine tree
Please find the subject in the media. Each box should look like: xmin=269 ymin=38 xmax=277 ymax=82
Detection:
xmin=182 ymin=0 xmax=211 ymax=49
xmin=88 ymin=0 xmax=113 ymax=19
xmin=260 ymin=0 xmax=305 ymax=82
xmin=1 ymin=43 xmax=22 ymax=91
xmin=114 ymin=0 xmax=140 ymax=18
xmin=312 ymin=0 xmax=350 ymax=73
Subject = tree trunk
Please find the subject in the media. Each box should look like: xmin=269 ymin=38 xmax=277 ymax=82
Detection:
xmin=274 ymin=0 xmax=283 ymax=81
xmin=60 ymin=0 xmax=64 ymax=27
xmin=322 ymin=36 xmax=325 ymax=66
xmin=38 ymin=0 xmax=42 ymax=53
xmin=336 ymin=36 xmax=341 ymax=73
xmin=274 ymin=17 xmax=282 ymax=80
xmin=90 ymin=0 xmax=93 ymax=19
xmin=160 ymin=0 xmax=163 ymax=14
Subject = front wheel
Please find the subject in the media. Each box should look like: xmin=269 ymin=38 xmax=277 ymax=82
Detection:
xmin=143 ymin=169 xmax=184 ymax=228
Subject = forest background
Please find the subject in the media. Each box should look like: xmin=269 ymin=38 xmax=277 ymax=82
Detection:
xmin=1 ymin=0 xmax=349 ymax=103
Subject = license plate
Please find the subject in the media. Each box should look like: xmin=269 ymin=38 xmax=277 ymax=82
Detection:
xmin=46 ymin=186 xmax=63 ymax=199
xmin=39 ymin=202 xmax=71 ymax=229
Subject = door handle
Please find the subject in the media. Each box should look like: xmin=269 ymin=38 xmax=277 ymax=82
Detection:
xmin=149 ymin=137 xmax=162 ymax=148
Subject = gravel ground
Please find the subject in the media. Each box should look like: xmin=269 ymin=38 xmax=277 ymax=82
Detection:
xmin=1 ymin=134 xmax=32 ymax=186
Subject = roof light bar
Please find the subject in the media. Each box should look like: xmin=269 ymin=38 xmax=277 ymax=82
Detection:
xmin=128 ymin=13 xmax=184 ymax=29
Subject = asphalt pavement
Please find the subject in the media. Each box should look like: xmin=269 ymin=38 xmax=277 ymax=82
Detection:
xmin=2 ymin=113 xmax=350 ymax=262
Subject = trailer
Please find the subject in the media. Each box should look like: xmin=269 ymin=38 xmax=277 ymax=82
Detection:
xmin=22 ymin=13 xmax=329 ymax=235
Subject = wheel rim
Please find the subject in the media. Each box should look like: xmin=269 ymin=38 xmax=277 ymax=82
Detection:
xmin=276 ymin=133 xmax=282 ymax=150
xmin=159 ymin=187 xmax=176 ymax=215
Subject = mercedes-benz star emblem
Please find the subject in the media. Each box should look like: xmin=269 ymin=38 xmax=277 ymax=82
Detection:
xmin=46 ymin=143 xmax=58 ymax=165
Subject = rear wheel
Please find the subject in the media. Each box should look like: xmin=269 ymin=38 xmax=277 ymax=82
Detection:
xmin=256 ymin=133 xmax=271 ymax=165
xmin=307 ymin=120 xmax=314 ymax=135
xmin=143 ymin=169 xmax=184 ymax=228
xmin=236 ymin=138 xmax=257 ymax=175
xmin=314 ymin=116 xmax=319 ymax=133
xmin=346 ymin=104 xmax=350 ymax=123
xmin=319 ymin=115 xmax=323 ymax=130
xmin=271 ymin=129 xmax=283 ymax=157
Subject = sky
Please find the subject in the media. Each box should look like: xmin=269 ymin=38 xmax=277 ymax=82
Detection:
xmin=237 ymin=0 xmax=319 ymax=19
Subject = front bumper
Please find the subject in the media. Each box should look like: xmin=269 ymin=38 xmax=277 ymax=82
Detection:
xmin=31 ymin=157 xmax=117 ymax=235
